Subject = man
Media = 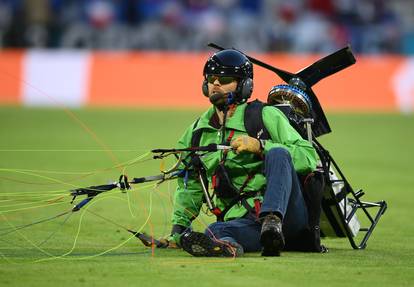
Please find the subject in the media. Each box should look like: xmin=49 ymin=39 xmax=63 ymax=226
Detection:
xmin=168 ymin=49 xmax=318 ymax=257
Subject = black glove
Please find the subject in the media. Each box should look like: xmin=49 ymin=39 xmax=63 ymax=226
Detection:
xmin=168 ymin=224 xmax=189 ymax=248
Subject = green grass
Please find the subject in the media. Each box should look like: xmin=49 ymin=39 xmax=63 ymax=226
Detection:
xmin=0 ymin=106 xmax=413 ymax=286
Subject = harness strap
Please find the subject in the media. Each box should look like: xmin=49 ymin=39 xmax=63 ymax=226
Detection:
xmin=222 ymin=130 xmax=235 ymax=161
xmin=239 ymin=173 xmax=253 ymax=194
xmin=254 ymin=199 xmax=261 ymax=220
xmin=226 ymin=130 xmax=235 ymax=145
xmin=240 ymin=196 xmax=262 ymax=221
xmin=215 ymin=192 xmax=257 ymax=222
xmin=189 ymin=101 xmax=272 ymax=221
xmin=244 ymin=99 xmax=270 ymax=140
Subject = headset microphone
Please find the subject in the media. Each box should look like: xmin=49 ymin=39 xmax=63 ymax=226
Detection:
xmin=227 ymin=92 xmax=235 ymax=105
xmin=209 ymin=92 xmax=237 ymax=106
xmin=209 ymin=92 xmax=225 ymax=106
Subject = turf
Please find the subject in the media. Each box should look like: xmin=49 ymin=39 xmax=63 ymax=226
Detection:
xmin=0 ymin=106 xmax=413 ymax=286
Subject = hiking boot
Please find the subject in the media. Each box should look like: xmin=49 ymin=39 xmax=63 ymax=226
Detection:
xmin=260 ymin=214 xmax=285 ymax=256
xmin=180 ymin=231 xmax=244 ymax=257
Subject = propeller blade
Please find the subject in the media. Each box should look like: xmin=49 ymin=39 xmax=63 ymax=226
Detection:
xmin=306 ymin=88 xmax=331 ymax=136
xmin=297 ymin=45 xmax=356 ymax=87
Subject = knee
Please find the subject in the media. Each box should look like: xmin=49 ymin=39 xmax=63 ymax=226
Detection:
xmin=205 ymin=222 xmax=224 ymax=238
xmin=266 ymin=147 xmax=292 ymax=162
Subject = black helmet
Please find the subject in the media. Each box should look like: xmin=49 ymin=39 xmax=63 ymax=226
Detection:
xmin=203 ymin=49 xmax=253 ymax=79
xmin=202 ymin=49 xmax=253 ymax=102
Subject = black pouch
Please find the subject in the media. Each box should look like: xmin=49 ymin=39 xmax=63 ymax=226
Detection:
xmin=212 ymin=163 xmax=239 ymax=199
xmin=285 ymin=171 xmax=327 ymax=252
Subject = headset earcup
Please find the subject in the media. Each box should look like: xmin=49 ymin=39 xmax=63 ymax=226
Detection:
xmin=239 ymin=78 xmax=253 ymax=101
xmin=202 ymin=80 xmax=209 ymax=97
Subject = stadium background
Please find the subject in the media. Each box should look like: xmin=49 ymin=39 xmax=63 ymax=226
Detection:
xmin=0 ymin=0 xmax=413 ymax=111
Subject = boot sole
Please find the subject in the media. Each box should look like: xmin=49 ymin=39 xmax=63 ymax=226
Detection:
xmin=260 ymin=229 xmax=285 ymax=256
xmin=181 ymin=232 xmax=235 ymax=257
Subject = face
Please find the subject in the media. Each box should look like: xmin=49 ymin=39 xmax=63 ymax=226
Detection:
xmin=207 ymin=75 xmax=238 ymax=97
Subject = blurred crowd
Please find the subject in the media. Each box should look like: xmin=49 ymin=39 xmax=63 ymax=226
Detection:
xmin=0 ymin=0 xmax=413 ymax=54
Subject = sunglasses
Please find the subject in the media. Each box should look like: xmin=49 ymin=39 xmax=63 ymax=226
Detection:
xmin=206 ymin=75 xmax=237 ymax=85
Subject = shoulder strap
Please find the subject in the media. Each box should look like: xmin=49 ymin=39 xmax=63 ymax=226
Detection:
xmin=244 ymin=99 xmax=270 ymax=140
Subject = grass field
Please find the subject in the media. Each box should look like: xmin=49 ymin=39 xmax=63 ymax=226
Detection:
xmin=0 ymin=106 xmax=413 ymax=286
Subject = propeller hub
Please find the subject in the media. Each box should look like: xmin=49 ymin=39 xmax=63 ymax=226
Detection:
xmin=267 ymin=84 xmax=312 ymax=118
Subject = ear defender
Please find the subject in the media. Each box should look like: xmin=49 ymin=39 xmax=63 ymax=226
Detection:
xmin=237 ymin=78 xmax=253 ymax=102
xmin=202 ymin=79 xmax=209 ymax=97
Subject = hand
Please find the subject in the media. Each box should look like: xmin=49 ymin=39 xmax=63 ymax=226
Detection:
xmin=162 ymin=235 xmax=180 ymax=249
xmin=166 ymin=224 xmax=188 ymax=248
xmin=231 ymin=135 xmax=262 ymax=155
xmin=155 ymin=237 xmax=180 ymax=249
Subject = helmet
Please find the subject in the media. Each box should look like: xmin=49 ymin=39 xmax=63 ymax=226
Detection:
xmin=202 ymin=49 xmax=253 ymax=103
xmin=203 ymin=49 xmax=253 ymax=79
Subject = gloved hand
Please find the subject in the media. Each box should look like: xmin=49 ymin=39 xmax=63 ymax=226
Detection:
xmin=165 ymin=224 xmax=189 ymax=248
xmin=231 ymin=135 xmax=262 ymax=155
xmin=161 ymin=233 xmax=180 ymax=249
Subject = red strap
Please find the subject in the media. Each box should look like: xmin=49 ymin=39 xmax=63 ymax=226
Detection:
xmin=254 ymin=199 xmax=261 ymax=220
xmin=239 ymin=174 xmax=253 ymax=194
xmin=212 ymin=174 xmax=217 ymax=188
xmin=222 ymin=130 xmax=235 ymax=159
xmin=226 ymin=130 xmax=235 ymax=145
xmin=211 ymin=207 xmax=222 ymax=216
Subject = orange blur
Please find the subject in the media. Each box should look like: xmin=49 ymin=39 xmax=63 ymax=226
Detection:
xmin=0 ymin=50 xmax=408 ymax=111
xmin=88 ymin=52 xmax=208 ymax=108
xmin=88 ymin=52 xmax=404 ymax=111
xmin=0 ymin=50 xmax=24 ymax=104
